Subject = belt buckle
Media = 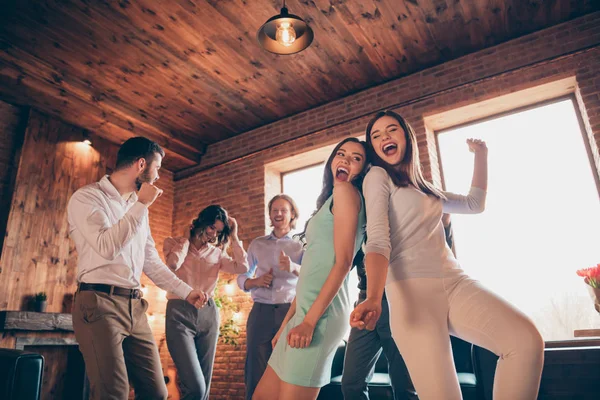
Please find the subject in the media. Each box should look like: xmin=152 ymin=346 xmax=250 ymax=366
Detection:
xmin=131 ymin=289 xmax=142 ymax=299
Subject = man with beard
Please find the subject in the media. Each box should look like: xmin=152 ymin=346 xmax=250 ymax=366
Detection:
xmin=67 ymin=137 xmax=207 ymax=400
xmin=237 ymin=194 xmax=304 ymax=400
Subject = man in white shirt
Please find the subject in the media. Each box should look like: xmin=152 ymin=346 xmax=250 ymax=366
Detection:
xmin=67 ymin=137 xmax=206 ymax=400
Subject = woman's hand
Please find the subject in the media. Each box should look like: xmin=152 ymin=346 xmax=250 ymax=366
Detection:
xmin=228 ymin=216 xmax=239 ymax=240
xmin=350 ymin=298 xmax=381 ymax=331
xmin=287 ymin=320 xmax=315 ymax=349
xmin=467 ymin=138 xmax=487 ymax=156
xmin=467 ymin=138 xmax=488 ymax=191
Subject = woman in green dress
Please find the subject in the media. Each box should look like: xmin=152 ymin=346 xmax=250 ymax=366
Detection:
xmin=252 ymin=137 xmax=368 ymax=400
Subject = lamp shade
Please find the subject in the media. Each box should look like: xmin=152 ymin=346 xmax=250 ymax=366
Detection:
xmin=257 ymin=7 xmax=314 ymax=55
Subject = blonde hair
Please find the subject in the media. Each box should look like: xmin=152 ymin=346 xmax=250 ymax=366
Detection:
xmin=268 ymin=194 xmax=300 ymax=229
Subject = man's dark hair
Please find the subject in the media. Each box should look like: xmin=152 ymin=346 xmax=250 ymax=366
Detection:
xmin=115 ymin=137 xmax=165 ymax=170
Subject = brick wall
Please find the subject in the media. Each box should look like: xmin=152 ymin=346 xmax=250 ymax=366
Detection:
xmin=174 ymin=12 xmax=600 ymax=399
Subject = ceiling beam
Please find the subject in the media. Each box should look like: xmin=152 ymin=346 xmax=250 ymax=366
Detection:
xmin=0 ymin=49 xmax=206 ymax=166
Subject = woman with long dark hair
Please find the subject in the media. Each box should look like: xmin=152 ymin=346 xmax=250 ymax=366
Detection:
xmin=163 ymin=205 xmax=249 ymax=400
xmin=253 ymin=137 xmax=368 ymax=400
xmin=351 ymin=110 xmax=544 ymax=400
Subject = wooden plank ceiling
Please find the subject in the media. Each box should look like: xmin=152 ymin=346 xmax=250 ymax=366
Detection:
xmin=0 ymin=0 xmax=598 ymax=170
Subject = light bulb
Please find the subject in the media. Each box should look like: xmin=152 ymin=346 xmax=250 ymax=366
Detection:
xmin=232 ymin=312 xmax=242 ymax=322
xmin=276 ymin=22 xmax=296 ymax=47
xmin=224 ymin=284 xmax=235 ymax=296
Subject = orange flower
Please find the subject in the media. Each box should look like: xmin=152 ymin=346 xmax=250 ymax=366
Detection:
xmin=577 ymin=268 xmax=591 ymax=278
xmin=577 ymin=264 xmax=600 ymax=288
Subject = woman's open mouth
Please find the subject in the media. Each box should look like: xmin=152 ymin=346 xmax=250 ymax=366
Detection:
xmin=335 ymin=166 xmax=350 ymax=181
xmin=382 ymin=142 xmax=398 ymax=156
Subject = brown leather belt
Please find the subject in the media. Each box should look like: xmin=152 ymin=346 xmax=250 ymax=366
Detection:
xmin=78 ymin=282 xmax=143 ymax=299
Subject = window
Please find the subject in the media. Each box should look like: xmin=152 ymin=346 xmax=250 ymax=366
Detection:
xmin=282 ymin=163 xmax=325 ymax=236
xmin=282 ymin=162 xmax=361 ymax=318
xmin=437 ymin=98 xmax=600 ymax=341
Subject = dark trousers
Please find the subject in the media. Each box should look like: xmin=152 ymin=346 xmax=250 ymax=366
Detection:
xmin=166 ymin=299 xmax=220 ymax=400
xmin=341 ymin=294 xmax=416 ymax=400
xmin=244 ymin=302 xmax=291 ymax=400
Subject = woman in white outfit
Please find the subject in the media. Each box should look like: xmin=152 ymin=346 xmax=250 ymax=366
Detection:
xmin=350 ymin=110 xmax=544 ymax=400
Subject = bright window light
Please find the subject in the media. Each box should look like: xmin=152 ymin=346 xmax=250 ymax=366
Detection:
xmin=282 ymin=163 xmax=325 ymax=236
xmin=437 ymin=98 xmax=600 ymax=341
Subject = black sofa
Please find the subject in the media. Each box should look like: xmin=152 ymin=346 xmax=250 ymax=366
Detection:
xmin=318 ymin=336 xmax=477 ymax=400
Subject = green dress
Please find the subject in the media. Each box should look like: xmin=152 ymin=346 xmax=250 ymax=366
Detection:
xmin=268 ymin=194 xmax=366 ymax=387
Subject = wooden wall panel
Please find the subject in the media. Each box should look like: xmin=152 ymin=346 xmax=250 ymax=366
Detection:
xmin=0 ymin=109 xmax=118 ymax=311
xmin=0 ymin=108 xmax=177 ymax=397
xmin=0 ymin=108 xmax=175 ymax=312
xmin=0 ymin=101 xmax=27 ymax=258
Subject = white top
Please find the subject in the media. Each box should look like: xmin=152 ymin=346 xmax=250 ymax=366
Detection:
xmin=363 ymin=166 xmax=486 ymax=282
xmin=67 ymin=176 xmax=193 ymax=300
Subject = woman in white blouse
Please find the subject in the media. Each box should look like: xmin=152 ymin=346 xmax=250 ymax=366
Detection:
xmin=350 ymin=111 xmax=544 ymax=400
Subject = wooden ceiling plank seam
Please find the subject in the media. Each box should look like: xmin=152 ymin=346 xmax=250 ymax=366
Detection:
xmin=0 ymin=58 xmax=200 ymax=167
xmin=0 ymin=44 xmax=207 ymax=157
